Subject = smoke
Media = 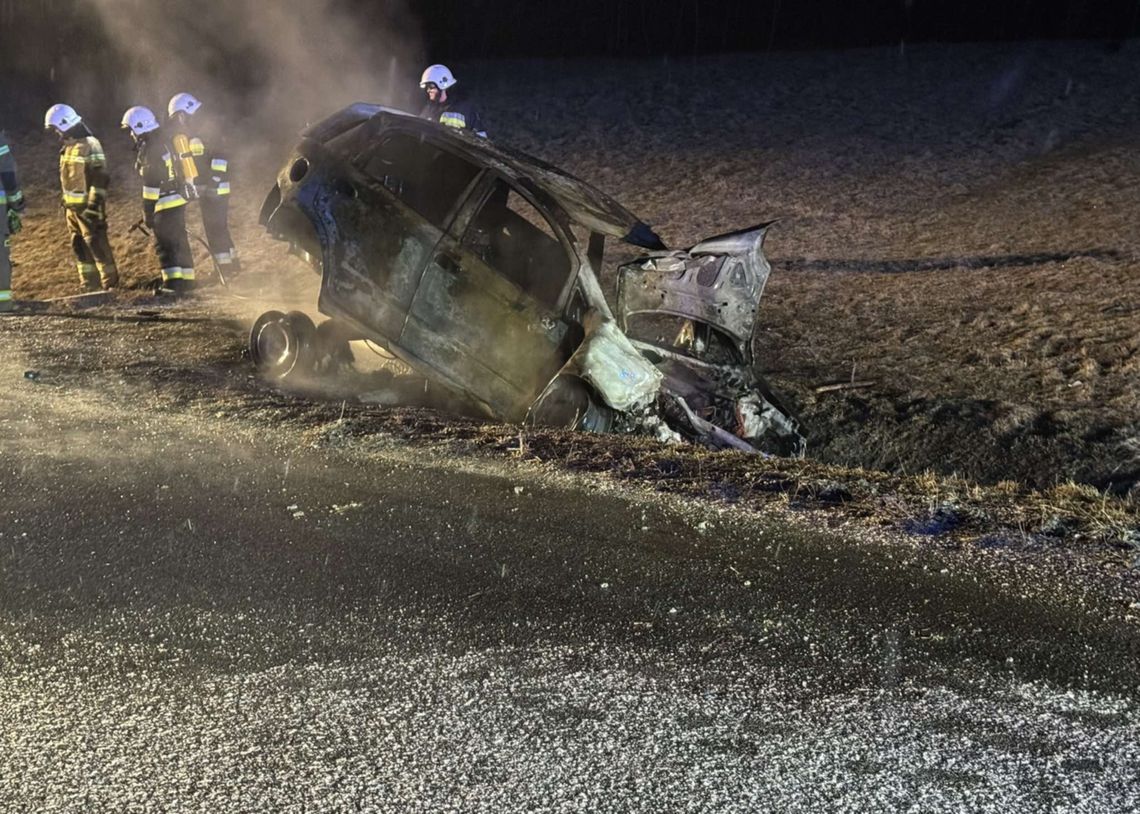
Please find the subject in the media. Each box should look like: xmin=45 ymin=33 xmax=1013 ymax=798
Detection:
xmin=81 ymin=0 xmax=423 ymax=154
xmin=58 ymin=0 xmax=428 ymax=332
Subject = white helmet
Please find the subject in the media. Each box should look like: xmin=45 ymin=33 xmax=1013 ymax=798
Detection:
xmin=45 ymin=103 xmax=82 ymax=133
xmin=420 ymin=64 xmax=457 ymax=90
xmin=167 ymin=92 xmax=202 ymax=119
xmin=121 ymin=105 xmax=160 ymax=137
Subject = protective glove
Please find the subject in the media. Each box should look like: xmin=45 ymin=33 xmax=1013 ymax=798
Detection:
xmin=79 ymin=206 xmax=106 ymax=227
xmin=7 ymin=209 xmax=21 ymax=235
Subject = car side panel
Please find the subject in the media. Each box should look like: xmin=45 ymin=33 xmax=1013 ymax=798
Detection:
xmin=400 ymin=231 xmax=571 ymax=422
xmin=313 ymin=165 xmax=444 ymax=342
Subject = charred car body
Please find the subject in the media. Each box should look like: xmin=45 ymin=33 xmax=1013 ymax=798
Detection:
xmin=254 ymin=104 xmax=804 ymax=455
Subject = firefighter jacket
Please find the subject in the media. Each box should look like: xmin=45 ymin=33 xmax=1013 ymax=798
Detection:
xmin=58 ymin=133 xmax=110 ymax=212
xmin=182 ymin=119 xmax=231 ymax=198
xmin=419 ymin=86 xmax=488 ymax=137
xmin=133 ymin=132 xmax=186 ymax=227
xmin=0 ymin=135 xmax=25 ymax=212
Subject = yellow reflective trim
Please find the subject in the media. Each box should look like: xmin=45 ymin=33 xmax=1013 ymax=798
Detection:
xmin=63 ymin=192 xmax=87 ymax=205
xmin=215 ymin=182 xmax=231 ymax=195
xmin=154 ymin=194 xmax=186 ymax=212
xmin=211 ymin=159 xmax=228 ymax=172
xmin=190 ymin=138 xmax=205 ymax=156
xmin=0 ymin=193 xmax=6 ymax=204
xmin=0 ymin=290 xmax=12 ymax=302
xmin=142 ymin=187 xmax=161 ymax=201
xmin=0 ymin=145 xmax=10 ymax=157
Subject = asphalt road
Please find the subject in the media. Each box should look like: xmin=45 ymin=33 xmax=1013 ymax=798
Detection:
xmin=1 ymin=310 xmax=1139 ymax=812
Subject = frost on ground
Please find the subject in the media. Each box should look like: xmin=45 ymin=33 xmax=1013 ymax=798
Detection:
xmin=2 ymin=39 xmax=1140 ymax=814
xmin=1 ymin=633 xmax=1137 ymax=813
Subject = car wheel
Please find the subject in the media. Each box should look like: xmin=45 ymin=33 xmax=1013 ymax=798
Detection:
xmin=315 ymin=319 xmax=356 ymax=370
xmin=250 ymin=310 xmax=318 ymax=381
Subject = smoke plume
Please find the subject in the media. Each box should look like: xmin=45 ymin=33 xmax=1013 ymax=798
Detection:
xmin=83 ymin=0 xmax=423 ymax=153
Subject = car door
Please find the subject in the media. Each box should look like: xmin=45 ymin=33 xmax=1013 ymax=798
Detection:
xmin=400 ymin=175 xmax=579 ymax=421
xmin=318 ymin=129 xmax=482 ymax=342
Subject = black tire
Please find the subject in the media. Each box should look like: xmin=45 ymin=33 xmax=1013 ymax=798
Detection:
xmin=250 ymin=310 xmax=318 ymax=381
xmin=315 ymin=319 xmax=356 ymax=368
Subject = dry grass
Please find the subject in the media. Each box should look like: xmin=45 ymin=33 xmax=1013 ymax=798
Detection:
xmin=6 ymin=41 xmax=1140 ymax=501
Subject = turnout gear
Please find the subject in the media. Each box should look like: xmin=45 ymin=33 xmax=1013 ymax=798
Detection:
xmin=167 ymin=93 xmax=239 ymax=277
xmin=0 ymin=133 xmax=25 ymax=311
xmin=48 ymin=106 xmax=119 ymax=291
xmin=124 ymin=109 xmax=194 ymax=292
xmin=419 ymin=64 xmax=457 ymax=91
xmin=79 ymin=205 xmax=106 ymax=226
xmin=419 ymin=84 xmax=488 ymax=138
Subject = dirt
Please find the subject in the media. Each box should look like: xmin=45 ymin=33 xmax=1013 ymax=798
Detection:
xmin=3 ymin=41 xmax=1139 ymax=543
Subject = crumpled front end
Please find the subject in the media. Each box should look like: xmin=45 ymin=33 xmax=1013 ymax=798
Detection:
xmin=615 ymin=222 xmax=805 ymax=456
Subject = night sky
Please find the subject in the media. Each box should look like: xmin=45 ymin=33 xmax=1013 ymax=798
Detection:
xmin=1 ymin=0 xmax=1138 ymax=125
xmin=412 ymin=0 xmax=1140 ymax=57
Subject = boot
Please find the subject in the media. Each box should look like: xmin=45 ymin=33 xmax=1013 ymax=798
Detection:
xmin=99 ymin=263 xmax=120 ymax=291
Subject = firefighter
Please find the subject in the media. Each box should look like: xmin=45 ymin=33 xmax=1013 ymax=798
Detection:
xmin=44 ymin=104 xmax=119 ymax=292
xmin=0 ymin=130 xmax=25 ymax=313
xmin=121 ymin=106 xmax=195 ymax=293
xmin=418 ymin=64 xmax=488 ymax=138
xmin=167 ymin=92 xmax=239 ymax=278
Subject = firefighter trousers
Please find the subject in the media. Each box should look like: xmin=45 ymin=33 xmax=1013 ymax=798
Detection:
xmin=200 ymin=194 xmax=237 ymax=273
xmin=65 ymin=208 xmax=119 ymax=290
xmin=0 ymin=205 xmax=11 ymax=312
xmin=154 ymin=204 xmax=195 ymax=292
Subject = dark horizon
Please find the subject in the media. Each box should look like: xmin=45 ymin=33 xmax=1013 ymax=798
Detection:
xmin=415 ymin=0 xmax=1139 ymax=58
xmin=2 ymin=0 xmax=1139 ymax=131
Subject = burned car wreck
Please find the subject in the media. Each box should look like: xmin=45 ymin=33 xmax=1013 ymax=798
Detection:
xmin=254 ymin=104 xmax=805 ymax=456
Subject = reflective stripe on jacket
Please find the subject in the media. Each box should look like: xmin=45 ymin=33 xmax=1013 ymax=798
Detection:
xmin=135 ymin=135 xmax=187 ymax=221
xmin=59 ymin=136 xmax=109 ymax=210
xmin=187 ymin=121 xmax=231 ymax=196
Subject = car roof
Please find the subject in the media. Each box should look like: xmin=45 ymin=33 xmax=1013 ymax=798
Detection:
xmin=306 ymin=103 xmax=665 ymax=250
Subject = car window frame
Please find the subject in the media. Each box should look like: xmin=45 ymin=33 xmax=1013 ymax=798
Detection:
xmin=351 ymin=125 xmax=486 ymax=234
xmin=451 ymin=171 xmax=581 ymax=313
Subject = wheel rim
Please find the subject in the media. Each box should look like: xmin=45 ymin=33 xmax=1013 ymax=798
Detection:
xmin=256 ymin=320 xmax=293 ymax=370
